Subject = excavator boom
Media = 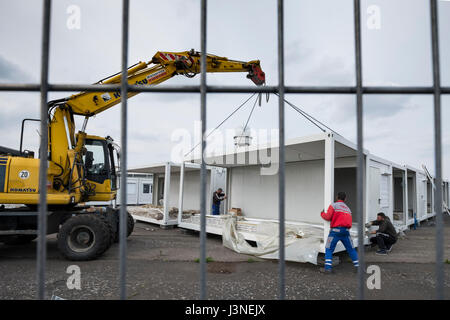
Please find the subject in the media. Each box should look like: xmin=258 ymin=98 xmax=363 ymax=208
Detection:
xmin=63 ymin=50 xmax=265 ymax=117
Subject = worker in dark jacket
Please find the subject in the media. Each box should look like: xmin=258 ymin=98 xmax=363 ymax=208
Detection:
xmin=320 ymin=192 xmax=359 ymax=273
xmin=212 ymin=188 xmax=226 ymax=215
xmin=366 ymin=212 xmax=397 ymax=255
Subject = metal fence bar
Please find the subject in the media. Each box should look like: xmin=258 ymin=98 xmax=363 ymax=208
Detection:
xmin=3 ymin=84 xmax=450 ymax=94
xmin=199 ymin=0 xmax=208 ymax=300
xmin=119 ymin=0 xmax=130 ymax=300
xmin=37 ymin=0 xmax=51 ymax=300
xmin=277 ymin=0 xmax=286 ymax=300
xmin=430 ymin=0 xmax=444 ymax=300
xmin=353 ymin=0 xmax=365 ymax=300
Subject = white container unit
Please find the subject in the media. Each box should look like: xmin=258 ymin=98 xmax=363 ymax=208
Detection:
xmin=128 ymin=162 xmax=227 ymax=226
xmin=404 ymin=166 xmax=429 ymax=224
xmin=364 ymin=159 xmax=431 ymax=231
xmin=116 ymin=173 xmax=153 ymax=205
xmin=180 ymin=131 xmax=442 ymax=256
xmin=182 ymin=132 xmax=371 ymax=254
xmin=83 ymin=173 xmax=153 ymax=207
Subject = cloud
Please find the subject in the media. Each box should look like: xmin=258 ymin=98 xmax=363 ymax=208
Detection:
xmin=0 ymin=0 xmax=448 ymax=180
xmin=0 ymin=92 xmax=40 ymax=151
xmin=363 ymin=95 xmax=411 ymax=118
xmin=285 ymin=40 xmax=354 ymax=86
xmin=0 ymin=55 xmax=32 ymax=82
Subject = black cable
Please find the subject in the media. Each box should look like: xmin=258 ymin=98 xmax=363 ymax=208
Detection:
xmin=275 ymin=93 xmax=342 ymax=136
xmin=236 ymin=94 xmax=259 ymax=146
xmin=184 ymin=93 xmax=257 ymax=157
xmin=285 ymin=99 xmax=325 ymax=133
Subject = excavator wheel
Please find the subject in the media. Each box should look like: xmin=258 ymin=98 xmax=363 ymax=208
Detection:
xmin=2 ymin=235 xmax=37 ymax=245
xmin=113 ymin=211 xmax=135 ymax=243
xmin=127 ymin=211 xmax=135 ymax=237
xmin=57 ymin=214 xmax=112 ymax=261
xmin=98 ymin=214 xmax=116 ymax=247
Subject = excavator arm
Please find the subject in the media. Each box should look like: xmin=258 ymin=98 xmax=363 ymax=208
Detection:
xmin=62 ymin=49 xmax=265 ymax=117
xmin=0 ymin=50 xmax=265 ymax=209
xmin=41 ymin=50 xmax=265 ymax=202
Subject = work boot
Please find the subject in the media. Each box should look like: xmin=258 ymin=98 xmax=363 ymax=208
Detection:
xmin=319 ymin=267 xmax=333 ymax=274
xmin=376 ymin=249 xmax=388 ymax=255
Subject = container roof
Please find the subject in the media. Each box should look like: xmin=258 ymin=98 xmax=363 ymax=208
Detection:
xmin=186 ymin=132 xmax=360 ymax=168
xmin=128 ymin=162 xmax=201 ymax=174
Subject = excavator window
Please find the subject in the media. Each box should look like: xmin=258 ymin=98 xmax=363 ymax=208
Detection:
xmin=83 ymin=139 xmax=110 ymax=184
xmin=108 ymin=143 xmax=118 ymax=191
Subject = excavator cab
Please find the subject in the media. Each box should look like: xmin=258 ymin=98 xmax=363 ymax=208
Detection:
xmin=82 ymin=135 xmax=120 ymax=202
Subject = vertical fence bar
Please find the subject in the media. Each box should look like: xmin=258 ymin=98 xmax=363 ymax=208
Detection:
xmin=37 ymin=0 xmax=51 ymax=300
xmin=119 ymin=0 xmax=129 ymax=300
xmin=353 ymin=0 xmax=365 ymax=300
xmin=277 ymin=0 xmax=286 ymax=300
xmin=199 ymin=0 xmax=208 ymax=300
xmin=430 ymin=0 xmax=444 ymax=300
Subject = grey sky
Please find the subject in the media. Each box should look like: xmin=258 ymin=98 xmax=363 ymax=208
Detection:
xmin=0 ymin=0 xmax=448 ymax=179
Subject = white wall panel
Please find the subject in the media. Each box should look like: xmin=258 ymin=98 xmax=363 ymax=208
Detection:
xmin=229 ymin=160 xmax=325 ymax=224
xmin=168 ymin=171 xmax=211 ymax=211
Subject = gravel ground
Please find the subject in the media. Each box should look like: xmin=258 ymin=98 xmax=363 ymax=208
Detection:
xmin=0 ymin=215 xmax=449 ymax=300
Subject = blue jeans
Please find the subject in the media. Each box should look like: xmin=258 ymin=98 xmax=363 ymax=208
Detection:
xmin=325 ymin=227 xmax=359 ymax=270
xmin=212 ymin=203 xmax=220 ymax=215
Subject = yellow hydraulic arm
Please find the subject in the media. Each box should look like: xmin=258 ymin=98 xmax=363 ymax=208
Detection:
xmin=63 ymin=49 xmax=265 ymax=117
xmin=0 ymin=50 xmax=265 ymax=206
xmin=41 ymin=49 xmax=265 ymax=203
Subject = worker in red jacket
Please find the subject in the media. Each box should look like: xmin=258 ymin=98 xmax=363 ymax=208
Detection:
xmin=320 ymin=192 xmax=359 ymax=273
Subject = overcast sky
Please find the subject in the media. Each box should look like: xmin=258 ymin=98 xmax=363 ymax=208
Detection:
xmin=0 ymin=0 xmax=449 ymax=179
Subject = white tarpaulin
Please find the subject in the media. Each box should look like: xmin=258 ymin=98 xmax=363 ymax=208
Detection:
xmin=221 ymin=216 xmax=322 ymax=264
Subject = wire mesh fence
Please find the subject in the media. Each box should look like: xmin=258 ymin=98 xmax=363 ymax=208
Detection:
xmin=0 ymin=0 xmax=445 ymax=300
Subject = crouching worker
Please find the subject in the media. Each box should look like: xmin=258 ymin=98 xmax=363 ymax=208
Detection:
xmin=366 ymin=212 xmax=397 ymax=255
xmin=320 ymin=192 xmax=359 ymax=273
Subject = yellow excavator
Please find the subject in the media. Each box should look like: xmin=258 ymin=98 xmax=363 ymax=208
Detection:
xmin=0 ymin=49 xmax=265 ymax=260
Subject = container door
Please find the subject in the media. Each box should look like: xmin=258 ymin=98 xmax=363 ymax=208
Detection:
xmin=369 ymin=167 xmax=381 ymax=222
xmin=379 ymin=174 xmax=390 ymax=212
xmin=427 ymin=181 xmax=432 ymax=213
xmin=418 ymin=180 xmax=426 ymax=219
xmin=126 ymin=178 xmax=138 ymax=205
xmin=138 ymin=178 xmax=153 ymax=204
xmin=157 ymin=177 xmax=165 ymax=206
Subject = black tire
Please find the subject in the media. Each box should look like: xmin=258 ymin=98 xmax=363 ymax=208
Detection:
xmin=127 ymin=212 xmax=135 ymax=237
xmin=57 ymin=214 xmax=112 ymax=261
xmin=2 ymin=235 xmax=37 ymax=245
xmin=113 ymin=211 xmax=135 ymax=243
xmin=98 ymin=214 xmax=115 ymax=247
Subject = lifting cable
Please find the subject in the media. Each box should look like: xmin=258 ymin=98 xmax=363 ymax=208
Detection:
xmin=183 ymin=92 xmax=258 ymax=157
xmin=275 ymin=93 xmax=342 ymax=137
xmin=236 ymin=93 xmax=260 ymax=146
xmin=183 ymin=91 xmax=342 ymax=158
